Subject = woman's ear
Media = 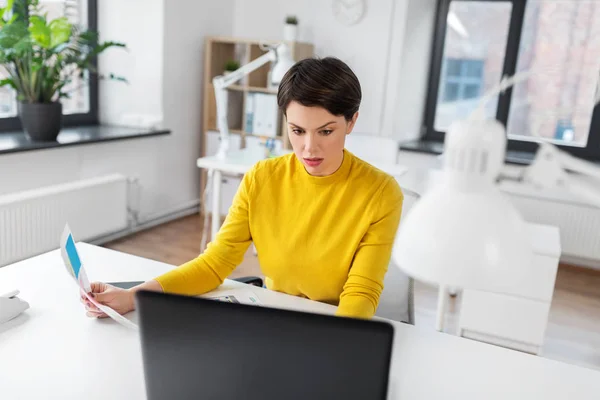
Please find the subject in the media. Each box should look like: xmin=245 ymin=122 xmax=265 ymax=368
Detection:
xmin=346 ymin=112 xmax=359 ymax=135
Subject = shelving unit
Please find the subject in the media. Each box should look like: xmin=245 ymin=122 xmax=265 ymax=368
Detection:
xmin=200 ymin=36 xmax=314 ymax=217
xmin=201 ymin=36 xmax=314 ymax=154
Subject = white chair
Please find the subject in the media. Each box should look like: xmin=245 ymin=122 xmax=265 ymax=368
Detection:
xmin=345 ymin=134 xmax=399 ymax=164
xmin=346 ymin=134 xmax=417 ymax=324
xmin=375 ymin=187 xmax=419 ymax=324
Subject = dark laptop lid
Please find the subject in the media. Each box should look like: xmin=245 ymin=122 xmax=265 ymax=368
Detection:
xmin=136 ymin=291 xmax=394 ymax=400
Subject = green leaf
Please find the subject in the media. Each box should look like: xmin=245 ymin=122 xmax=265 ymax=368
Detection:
xmin=0 ymin=78 xmax=16 ymax=89
xmin=0 ymin=0 xmax=15 ymax=23
xmin=0 ymin=20 xmax=28 ymax=49
xmin=29 ymin=15 xmax=51 ymax=48
xmin=49 ymin=17 xmax=71 ymax=49
xmin=95 ymin=40 xmax=127 ymax=55
xmin=107 ymin=73 xmax=128 ymax=84
xmin=13 ymin=35 xmax=33 ymax=55
xmin=1 ymin=6 xmax=128 ymax=102
xmin=76 ymin=38 xmax=126 ymax=70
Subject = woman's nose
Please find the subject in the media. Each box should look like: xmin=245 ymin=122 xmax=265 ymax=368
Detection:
xmin=303 ymin=132 xmax=318 ymax=153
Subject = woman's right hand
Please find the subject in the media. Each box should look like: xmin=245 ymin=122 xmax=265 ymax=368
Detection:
xmin=81 ymin=282 xmax=136 ymax=318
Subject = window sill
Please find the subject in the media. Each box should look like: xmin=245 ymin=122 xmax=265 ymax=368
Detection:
xmin=0 ymin=125 xmax=171 ymax=155
xmin=399 ymin=139 xmax=536 ymax=166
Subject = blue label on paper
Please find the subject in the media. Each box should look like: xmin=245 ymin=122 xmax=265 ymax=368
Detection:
xmin=65 ymin=234 xmax=82 ymax=278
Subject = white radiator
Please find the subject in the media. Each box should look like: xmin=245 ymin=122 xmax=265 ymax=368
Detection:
xmin=508 ymin=194 xmax=600 ymax=268
xmin=0 ymin=174 xmax=128 ymax=267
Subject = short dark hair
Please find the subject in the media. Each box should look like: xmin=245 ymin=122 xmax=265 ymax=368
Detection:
xmin=277 ymin=57 xmax=362 ymax=121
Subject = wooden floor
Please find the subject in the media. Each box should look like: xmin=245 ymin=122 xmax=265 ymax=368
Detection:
xmin=105 ymin=214 xmax=600 ymax=371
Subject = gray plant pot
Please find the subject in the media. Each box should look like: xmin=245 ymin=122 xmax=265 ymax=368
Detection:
xmin=18 ymin=102 xmax=63 ymax=141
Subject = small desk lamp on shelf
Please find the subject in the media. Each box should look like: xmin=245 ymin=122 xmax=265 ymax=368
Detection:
xmin=213 ymin=44 xmax=295 ymax=160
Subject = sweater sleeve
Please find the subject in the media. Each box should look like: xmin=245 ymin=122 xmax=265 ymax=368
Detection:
xmin=154 ymin=166 xmax=256 ymax=296
xmin=336 ymin=178 xmax=404 ymax=318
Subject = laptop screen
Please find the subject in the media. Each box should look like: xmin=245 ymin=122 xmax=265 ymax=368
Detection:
xmin=137 ymin=291 xmax=394 ymax=400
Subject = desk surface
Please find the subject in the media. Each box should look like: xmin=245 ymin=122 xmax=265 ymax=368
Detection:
xmin=1 ymin=244 xmax=599 ymax=400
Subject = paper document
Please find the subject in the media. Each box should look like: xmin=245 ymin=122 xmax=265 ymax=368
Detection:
xmin=60 ymin=224 xmax=138 ymax=330
xmin=201 ymin=288 xmax=262 ymax=306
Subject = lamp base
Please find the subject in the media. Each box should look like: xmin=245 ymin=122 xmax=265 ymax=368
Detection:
xmin=215 ymin=139 xmax=230 ymax=160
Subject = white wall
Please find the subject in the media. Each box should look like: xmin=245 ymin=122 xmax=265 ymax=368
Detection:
xmin=232 ymin=0 xmax=400 ymax=136
xmin=0 ymin=0 xmax=236 ymax=223
xmin=383 ymin=0 xmax=438 ymax=141
xmin=97 ymin=0 xmax=164 ymax=126
xmin=149 ymin=0 xmax=235 ymax=215
xmin=231 ymin=0 xmax=438 ymax=140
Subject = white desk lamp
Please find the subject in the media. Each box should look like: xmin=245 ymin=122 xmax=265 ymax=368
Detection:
xmin=394 ymin=70 xmax=600 ymax=295
xmin=393 ymin=117 xmax=533 ymax=294
xmin=393 ymin=74 xmax=539 ymax=294
xmin=213 ymin=44 xmax=295 ymax=160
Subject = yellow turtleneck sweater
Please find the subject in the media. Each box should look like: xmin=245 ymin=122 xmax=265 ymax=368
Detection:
xmin=155 ymin=150 xmax=403 ymax=318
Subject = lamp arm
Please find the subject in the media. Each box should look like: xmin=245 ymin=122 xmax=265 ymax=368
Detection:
xmin=212 ymin=46 xmax=279 ymax=160
xmin=213 ymin=85 xmax=230 ymax=159
xmin=557 ymin=146 xmax=600 ymax=208
xmin=476 ymin=69 xmax=600 ymax=209
xmin=521 ymin=142 xmax=600 ymax=208
xmin=557 ymin=146 xmax=600 ymax=179
xmin=213 ymin=48 xmax=277 ymax=90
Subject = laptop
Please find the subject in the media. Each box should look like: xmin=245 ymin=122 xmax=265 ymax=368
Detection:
xmin=136 ymin=291 xmax=394 ymax=400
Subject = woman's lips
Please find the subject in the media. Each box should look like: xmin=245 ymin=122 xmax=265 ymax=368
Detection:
xmin=304 ymin=158 xmax=323 ymax=167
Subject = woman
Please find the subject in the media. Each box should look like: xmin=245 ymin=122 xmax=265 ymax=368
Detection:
xmin=83 ymin=57 xmax=403 ymax=319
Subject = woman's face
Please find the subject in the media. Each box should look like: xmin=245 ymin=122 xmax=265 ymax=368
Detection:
xmin=286 ymin=101 xmax=358 ymax=176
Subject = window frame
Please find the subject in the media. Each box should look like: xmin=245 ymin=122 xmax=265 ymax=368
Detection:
xmin=422 ymin=0 xmax=600 ymax=161
xmin=0 ymin=0 xmax=99 ymax=133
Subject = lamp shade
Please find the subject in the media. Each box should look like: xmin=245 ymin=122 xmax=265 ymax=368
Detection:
xmin=270 ymin=45 xmax=296 ymax=87
xmin=393 ymin=118 xmax=533 ymax=295
xmin=393 ymin=183 xmax=532 ymax=295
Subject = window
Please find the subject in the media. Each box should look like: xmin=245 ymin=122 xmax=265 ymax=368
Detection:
xmin=437 ymin=58 xmax=487 ymax=128
xmin=441 ymin=59 xmax=484 ymax=102
xmin=507 ymin=0 xmax=600 ymax=148
xmin=424 ymin=0 xmax=600 ymax=160
xmin=0 ymin=0 xmax=98 ymax=131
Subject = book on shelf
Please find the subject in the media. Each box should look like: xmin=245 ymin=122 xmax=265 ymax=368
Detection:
xmin=245 ymin=92 xmax=255 ymax=134
xmin=246 ymin=92 xmax=278 ymax=138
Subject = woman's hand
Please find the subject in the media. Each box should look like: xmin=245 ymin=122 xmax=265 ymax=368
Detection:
xmin=81 ymin=280 xmax=163 ymax=318
xmin=81 ymin=282 xmax=135 ymax=318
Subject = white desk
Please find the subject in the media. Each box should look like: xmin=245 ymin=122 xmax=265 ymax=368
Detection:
xmin=1 ymin=244 xmax=600 ymax=399
xmin=197 ymin=148 xmax=409 ymax=239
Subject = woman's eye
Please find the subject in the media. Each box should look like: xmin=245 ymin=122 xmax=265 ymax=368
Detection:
xmin=321 ymin=130 xmax=333 ymax=136
xmin=292 ymin=129 xmax=304 ymax=135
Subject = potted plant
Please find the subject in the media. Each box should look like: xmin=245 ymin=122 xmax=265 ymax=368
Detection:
xmin=0 ymin=0 xmax=126 ymax=141
xmin=223 ymin=60 xmax=240 ymax=75
xmin=283 ymin=15 xmax=298 ymax=42
xmin=223 ymin=59 xmax=241 ymax=85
